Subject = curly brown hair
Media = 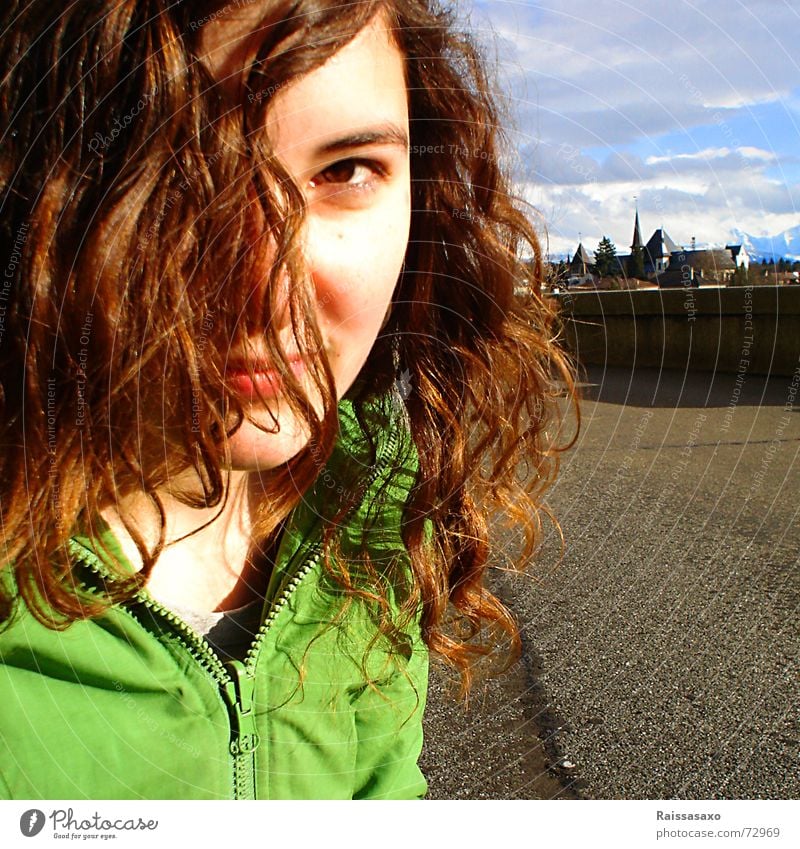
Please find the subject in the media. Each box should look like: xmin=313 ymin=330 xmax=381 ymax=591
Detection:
xmin=0 ymin=0 xmax=578 ymax=691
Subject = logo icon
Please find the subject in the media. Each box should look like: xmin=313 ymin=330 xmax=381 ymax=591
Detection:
xmin=394 ymin=369 xmax=411 ymax=401
xmin=19 ymin=810 xmax=45 ymax=837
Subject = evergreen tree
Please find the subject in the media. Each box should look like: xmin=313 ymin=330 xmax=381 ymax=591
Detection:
xmin=627 ymin=246 xmax=645 ymax=279
xmin=556 ymin=260 xmax=569 ymax=287
xmin=594 ymin=236 xmax=618 ymax=278
xmin=730 ymin=265 xmax=751 ymax=287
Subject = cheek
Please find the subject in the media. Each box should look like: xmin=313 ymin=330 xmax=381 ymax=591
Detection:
xmin=310 ymin=214 xmax=409 ymax=328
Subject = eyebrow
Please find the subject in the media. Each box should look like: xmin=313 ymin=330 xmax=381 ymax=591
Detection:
xmin=314 ymin=123 xmax=409 ymax=156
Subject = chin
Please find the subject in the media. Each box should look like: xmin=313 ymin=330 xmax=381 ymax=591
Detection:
xmin=225 ymin=414 xmax=312 ymax=472
xmin=221 ymin=356 xmax=366 ymax=471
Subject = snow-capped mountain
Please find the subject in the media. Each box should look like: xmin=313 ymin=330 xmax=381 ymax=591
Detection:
xmin=731 ymin=225 xmax=800 ymax=262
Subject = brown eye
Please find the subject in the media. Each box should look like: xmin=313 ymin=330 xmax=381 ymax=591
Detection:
xmin=312 ymin=160 xmax=359 ymax=185
xmin=309 ymin=158 xmax=385 ymax=189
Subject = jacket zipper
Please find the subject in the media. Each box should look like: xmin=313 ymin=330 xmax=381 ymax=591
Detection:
xmin=219 ymin=548 xmax=323 ymax=798
xmin=137 ymin=556 xmax=323 ymax=800
xmin=67 ymin=539 xmax=314 ymax=799
xmin=66 ymin=408 xmax=401 ymax=798
xmin=237 ymin=415 xmax=401 ymax=678
xmin=224 ymin=659 xmax=258 ymax=800
xmin=133 ymin=594 xmax=259 ymax=799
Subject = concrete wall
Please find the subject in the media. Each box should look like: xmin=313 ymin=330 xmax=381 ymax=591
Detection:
xmin=553 ymin=285 xmax=800 ymax=377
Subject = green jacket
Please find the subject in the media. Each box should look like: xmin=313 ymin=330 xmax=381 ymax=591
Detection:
xmin=0 ymin=398 xmax=428 ymax=800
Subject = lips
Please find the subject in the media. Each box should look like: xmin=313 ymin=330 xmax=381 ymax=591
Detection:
xmin=226 ymin=355 xmax=307 ymax=399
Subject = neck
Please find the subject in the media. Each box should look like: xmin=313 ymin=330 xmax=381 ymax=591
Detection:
xmin=101 ymin=469 xmax=276 ymax=614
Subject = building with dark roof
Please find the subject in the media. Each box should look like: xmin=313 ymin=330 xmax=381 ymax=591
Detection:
xmin=645 ymin=228 xmax=680 ymax=273
xmin=726 ymin=244 xmax=751 ymax=269
xmin=616 ymin=211 xmax=746 ymax=286
xmin=569 ymin=242 xmax=596 ymax=278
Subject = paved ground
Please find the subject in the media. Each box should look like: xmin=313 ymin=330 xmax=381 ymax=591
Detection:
xmin=420 ymin=364 xmax=800 ymax=799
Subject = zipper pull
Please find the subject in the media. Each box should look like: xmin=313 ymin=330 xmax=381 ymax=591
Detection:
xmin=223 ymin=660 xmax=260 ymax=799
xmin=224 ymin=660 xmax=260 ymax=755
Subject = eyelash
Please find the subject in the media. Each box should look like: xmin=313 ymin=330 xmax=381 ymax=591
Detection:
xmin=308 ymin=158 xmax=387 ymax=195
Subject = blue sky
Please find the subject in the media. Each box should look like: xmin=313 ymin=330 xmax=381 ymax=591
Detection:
xmin=464 ymin=0 xmax=800 ymax=259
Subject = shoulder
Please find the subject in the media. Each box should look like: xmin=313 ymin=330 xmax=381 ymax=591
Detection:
xmin=337 ymin=391 xmax=415 ymax=468
xmin=312 ymin=394 xmax=418 ymax=549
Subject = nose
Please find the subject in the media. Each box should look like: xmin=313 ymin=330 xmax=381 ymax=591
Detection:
xmin=242 ymin=181 xmax=283 ymax=328
xmin=242 ymin=181 xmax=317 ymax=343
xmin=245 ymin=246 xmax=295 ymax=341
xmin=243 ymin=234 xmax=323 ymax=358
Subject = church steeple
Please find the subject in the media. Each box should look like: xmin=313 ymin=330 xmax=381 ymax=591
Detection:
xmin=631 ymin=206 xmax=643 ymax=250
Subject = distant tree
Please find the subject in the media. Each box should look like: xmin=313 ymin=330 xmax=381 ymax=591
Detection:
xmin=627 ymin=246 xmax=645 ymax=279
xmin=594 ymin=236 xmax=618 ymax=277
xmin=542 ymin=259 xmax=573 ymax=291
xmin=556 ymin=259 xmax=570 ymax=288
xmin=692 ymin=251 xmax=721 ymax=281
xmin=729 ymin=265 xmax=752 ymax=287
xmin=764 ymin=258 xmax=779 ymax=283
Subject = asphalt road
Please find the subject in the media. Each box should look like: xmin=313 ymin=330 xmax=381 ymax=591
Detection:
xmin=420 ymin=364 xmax=800 ymax=799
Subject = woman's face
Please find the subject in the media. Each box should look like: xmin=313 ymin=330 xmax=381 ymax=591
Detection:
xmin=200 ymin=13 xmax=411 ymax=471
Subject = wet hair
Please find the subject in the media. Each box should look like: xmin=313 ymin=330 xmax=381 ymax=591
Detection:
xmin=0 ymin=0 xmax=577 ymax=690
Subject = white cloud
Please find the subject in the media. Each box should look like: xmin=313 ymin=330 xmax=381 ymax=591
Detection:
xmin=469 ymin=0 xmax=799 ymax=150
xmin=645 ymin=147 xmax=777 ymax=166
xmin=467 ymin=0 xmax=800 ymax=256
xmin=519 ymin=169 xmax=798 ymax=260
